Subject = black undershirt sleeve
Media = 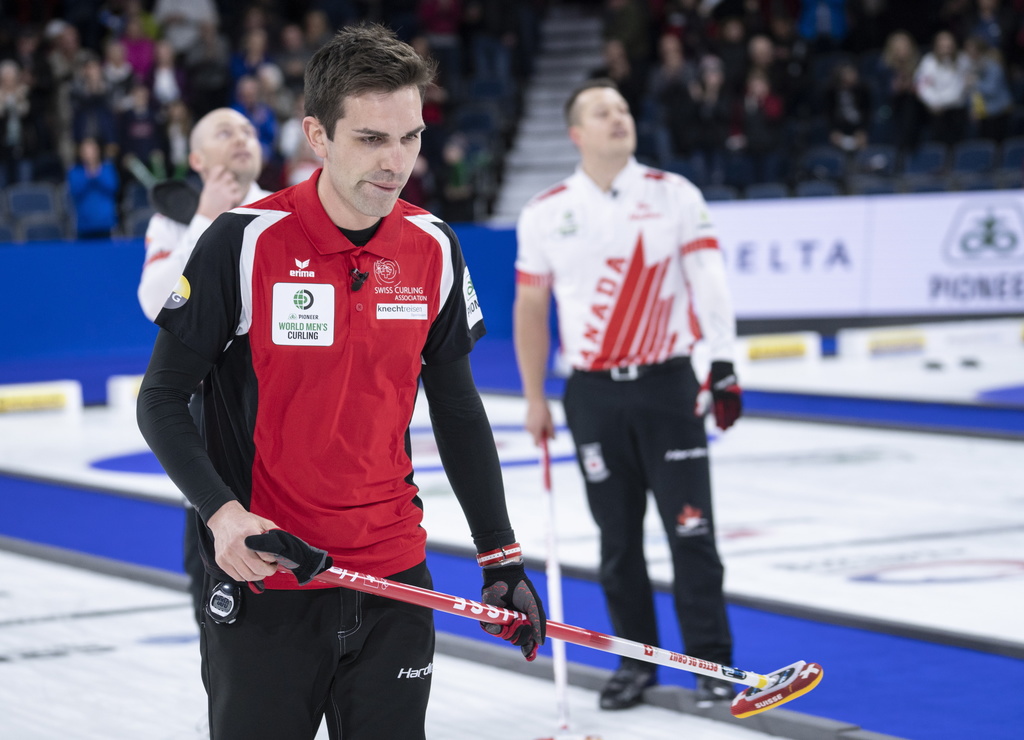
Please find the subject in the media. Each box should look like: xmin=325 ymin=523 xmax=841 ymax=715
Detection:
xmin=419 ymin=356 xmax=516 ymax=553
xmin=136 ymin=328 xmax=239 ymax=522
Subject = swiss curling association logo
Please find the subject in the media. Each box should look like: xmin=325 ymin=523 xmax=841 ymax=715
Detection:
xmin=374 ymin=258 xmax=400 ymax=284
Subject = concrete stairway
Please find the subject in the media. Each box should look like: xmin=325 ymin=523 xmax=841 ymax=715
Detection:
xmin=490 ymin=4 xmax=603 ymax=224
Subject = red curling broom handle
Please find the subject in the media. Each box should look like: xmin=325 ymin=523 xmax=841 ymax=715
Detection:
xmin=301 ymin=564 xmax=772 ymax=690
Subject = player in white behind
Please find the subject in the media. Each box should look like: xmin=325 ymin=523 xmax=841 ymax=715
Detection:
xmin=514 ymin=78 xmax=742 ymax=711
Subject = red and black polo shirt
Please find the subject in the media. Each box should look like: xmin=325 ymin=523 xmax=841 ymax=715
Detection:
xmin=156 ymin=169 xmax=485 ymax=586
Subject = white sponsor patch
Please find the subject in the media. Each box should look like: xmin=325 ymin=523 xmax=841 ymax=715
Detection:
xmin=580 ymin=442 xmax=610 ymax=483
xmin=271 ymin=282 xmax=335 ymax=346
xmin=377 ymin=303 xmax=428 ymax=320
xmin=664 ymin=447 xmax=708 ymax=461
xmin=463 ymin=266 xmax=482 ymax=327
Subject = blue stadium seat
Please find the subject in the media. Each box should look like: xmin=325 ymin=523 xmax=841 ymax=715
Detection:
xmin=954 ymin=172 xmax=998 ymax=191
xmin=635 ymin=129 xmax=657 ymax=160
xmin=854 ymin=144 xmax=899 ymax=176
xmin=996 ymin=167 xmax=1023 ymax=189
xmin=799 ymin=146 xmax=847 ymax=181
xmin=723 ymin=154 xmax=755 ymax=189
xmin=662 ymin=157 xmax=703 ymax=184
xmin=744 ymin=182 xmax=789 ymax=199
xmin=1000 ymin=136 xmax=1024 ymax=169
xmin=4 ymin=182 xmax=61 ymax=222
xmin=795 ymin=180 xmax=842 ymax=198
xmin=467 ymin=76 xmax=515 ymax=102
xmin=899 ymin=173 xmax=947 ymax=193
xmin=19 ymin=214 xmax=67 ymax=241
xmin=902 ymin=142 xmax=948 ymax=175
xmin=455 ymin=105 xmax=499 ymax=135
xmin=702 ymin=184 xmax=738 ymax=201
xmin=466 ymin=76 xmax=518 ymax=120
xmin=951 ymin=139 xmax=997 ymax=174
xmin=846 ymin=174 xmax=896 ymax=195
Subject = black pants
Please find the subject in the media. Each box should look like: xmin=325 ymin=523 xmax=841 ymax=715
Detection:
xmin=200 ymin=561 xmax=435 ymax=740
xmin=563 ymin=359 xmax=733 ymax=667
xmin=183 ymin=505 xmax=205 ymax=625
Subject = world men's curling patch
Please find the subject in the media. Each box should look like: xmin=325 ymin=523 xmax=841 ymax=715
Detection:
xmin=271 ymin=282 xmax=335 ymax=346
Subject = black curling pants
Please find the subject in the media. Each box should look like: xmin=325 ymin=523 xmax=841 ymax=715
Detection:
xmin=563 ymin=359 xmax=733 ymax=668
xmin=200 ymin=561 xmax=435 ymax=739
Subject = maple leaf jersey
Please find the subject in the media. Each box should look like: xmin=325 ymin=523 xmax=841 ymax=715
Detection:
xmin=516 ymin=158 xmax=736 ymax=371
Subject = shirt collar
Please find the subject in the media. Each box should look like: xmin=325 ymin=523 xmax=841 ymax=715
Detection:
xmin=295 ymin=168 xmax=404 ymax=259
xmin=571 ymin=157 xmax=643 ymax=199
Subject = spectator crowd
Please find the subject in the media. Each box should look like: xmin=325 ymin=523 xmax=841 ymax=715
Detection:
xmin=594 ymin=0 xmax=1024 ymax=198
xmin=0 ymin=0 xmax=543 ymax=240
xmin=1 ymin=0 xmax=1024 ymax=240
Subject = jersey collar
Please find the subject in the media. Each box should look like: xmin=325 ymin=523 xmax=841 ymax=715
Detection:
xmin=572 ymin=156 xmax=643 ymax=199
xmin=296 ymin=168 xmax=404 ymax=259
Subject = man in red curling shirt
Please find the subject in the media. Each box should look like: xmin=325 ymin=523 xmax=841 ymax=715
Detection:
xmin=514 ymin=78 xmax=742 ymax=712
xmin=137 ymin=24 xmax=544 ymax=740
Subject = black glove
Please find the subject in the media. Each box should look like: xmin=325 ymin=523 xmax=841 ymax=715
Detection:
xmin=708 ymin=360 xmax=742 ymax=430
xmin=245 ymin=529 xmax=333 ymax=586
xmin=479 ymin=563 xmax=547 ymax=661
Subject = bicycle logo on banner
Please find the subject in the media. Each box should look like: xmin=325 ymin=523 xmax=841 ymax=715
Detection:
xmin=943 ymin=202 xmax=1024 ymax=264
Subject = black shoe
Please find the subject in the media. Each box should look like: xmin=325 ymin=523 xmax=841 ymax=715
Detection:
xmin=599 ymin=665 xmax=657 ymax=710
xmin=695 ymin=676 xmax=735 ymax=708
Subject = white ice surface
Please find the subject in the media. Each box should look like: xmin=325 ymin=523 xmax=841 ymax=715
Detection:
xmin=0 ymin=552 xmax=774 ymax=740
xmin=1 ymin=343 xmax=1022 ymax=655
xmin=1 ymin=388 xmax=1022 ymax=651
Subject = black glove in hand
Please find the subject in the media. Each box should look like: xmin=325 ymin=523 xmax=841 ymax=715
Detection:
xmin=709 ymin=360 xmax=742 ymax=430
xmin=480 ymin=563 xmax=547 ymax=661
xmin=244 ymin=529 xmax=333 ymax=585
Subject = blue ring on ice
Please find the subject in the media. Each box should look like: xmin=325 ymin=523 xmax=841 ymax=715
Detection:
xmin=89 ymin=424 xmax=578 ymax=474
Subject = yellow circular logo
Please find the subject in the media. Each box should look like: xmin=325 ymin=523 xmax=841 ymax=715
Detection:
xmin=164 ymin=275 xmax=191 ymax=310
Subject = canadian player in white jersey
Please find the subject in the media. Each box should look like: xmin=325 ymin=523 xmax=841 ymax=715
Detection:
xmin=514 ymin=78 xmax=743 ymax=711
xmin=516 ymin=153 xmax=734 ymax=371
xmin=137 ymin=108 xmax=271 ymax=321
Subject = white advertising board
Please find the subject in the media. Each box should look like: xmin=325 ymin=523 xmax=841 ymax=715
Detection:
xmin=710 ymin=191 xmax=1024 ymax=319
xmin=713 ymin=197 xmax=868 ymax=318
xmin=865 ymin=191 xmax=1024 ymax=314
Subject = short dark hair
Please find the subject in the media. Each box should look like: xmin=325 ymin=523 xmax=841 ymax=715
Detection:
xmin=564 ymin=78 xmax=620 ymax=126
xmin=304 ymin=23 xmax=437 ymax=140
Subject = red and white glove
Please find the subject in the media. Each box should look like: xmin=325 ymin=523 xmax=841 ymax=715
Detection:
xmin=695 ymin=361 xmax=743 ymax=430
xmin=479 ymin=562 xmax=547 ymax=661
